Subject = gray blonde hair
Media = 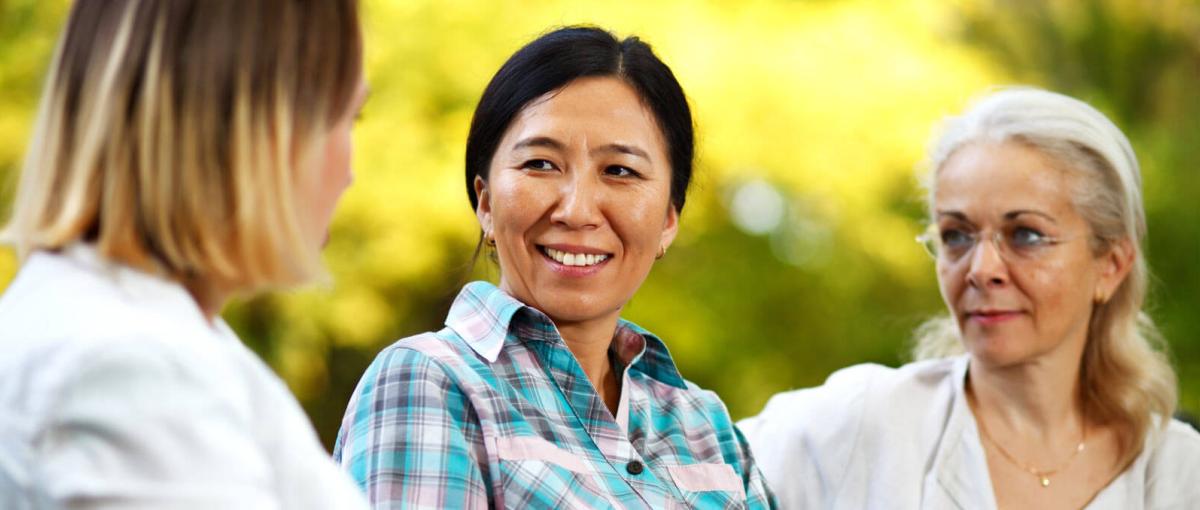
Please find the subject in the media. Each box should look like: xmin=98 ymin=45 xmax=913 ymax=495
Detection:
xmin=2 ymin=0 xmax=362 ymax=290
xmin=914 ymin=87 xmax=1176 ymax=467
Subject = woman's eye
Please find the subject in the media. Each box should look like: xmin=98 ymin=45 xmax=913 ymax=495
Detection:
xmin=522 ymin=159 xmax=556 ymax=171
xmin=1010 ymin=227 xmax=1048 ymax=248
xmin=940 ymin=228 xmax=973 ymax=249
xmin=603 ymin=165 xmax=639 ymax=178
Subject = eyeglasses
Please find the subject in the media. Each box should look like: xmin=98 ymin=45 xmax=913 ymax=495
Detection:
xmin=916 ymin=225 xmax=1075 ymax=263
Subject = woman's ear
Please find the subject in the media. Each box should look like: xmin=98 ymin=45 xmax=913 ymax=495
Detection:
xmin=1095 ymin=237 xmax=1135 ymax=303
xmin=474 ymin=175 xmax=491 ymax=233
xmin=658 ymin=204 xmax=679 ymax=254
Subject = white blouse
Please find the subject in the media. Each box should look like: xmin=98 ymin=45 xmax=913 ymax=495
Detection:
xmin=738 ymin=356 xmax=1200 ymax=509
xmin=0 ymin=245 xmax=367 ymax=509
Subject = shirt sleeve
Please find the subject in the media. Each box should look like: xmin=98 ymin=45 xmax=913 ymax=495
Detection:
xmin=1146 ymin=420 xmax=1200 ymax=509
xmin=690 ymin=386 xmax=780 ymax=509
xmin=737 ymin=364 xmax=884 ymax=510
xmin=733 ymin=424 xmax=780 ymax=509
xmin=35 ymin=341 xmax=280 ymax=509
xmin=334 ymin=345 xmax=489 ymax=509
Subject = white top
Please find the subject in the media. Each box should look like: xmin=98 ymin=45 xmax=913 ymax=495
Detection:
xmin=738 ymin=356 xmax=1200 ymax=510
xmin=0 ymin=245 xmax=368 ymax=510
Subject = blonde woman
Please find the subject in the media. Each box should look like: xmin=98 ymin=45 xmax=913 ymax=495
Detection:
xmin=739 ymin=88 xmax=1200 ymax=509
xmin=0 ymin=1 xmax=368 ymax=508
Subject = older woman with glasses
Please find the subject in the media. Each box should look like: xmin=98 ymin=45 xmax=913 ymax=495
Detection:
xmin=739 ymin=88 xmax=1200 ymax=509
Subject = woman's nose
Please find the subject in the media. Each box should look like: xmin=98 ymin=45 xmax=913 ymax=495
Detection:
xmin=965 ymin=234 xmax=1009 ymax=289
xmin=550 ymin=171 xmax=602 ymax=230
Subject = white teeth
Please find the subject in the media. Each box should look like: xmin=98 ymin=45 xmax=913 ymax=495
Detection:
xmin=545 ymin=247 xmax=609 ymax=267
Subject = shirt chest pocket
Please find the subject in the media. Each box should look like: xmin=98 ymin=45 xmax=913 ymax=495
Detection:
xmin=492 ymin=435 xmax=613 ymax=509
xmin=667 ymin=463 xmax=748 ymax=509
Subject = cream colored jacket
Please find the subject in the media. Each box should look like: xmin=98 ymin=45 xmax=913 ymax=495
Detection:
xmin=739 ymin=356 xmax=1200 ymax=509
xmin=0 ymin=245 xmax=367 ymax=509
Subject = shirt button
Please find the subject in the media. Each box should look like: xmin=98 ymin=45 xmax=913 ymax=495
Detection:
xmin=626 ymin=460 xmax=644 ymax=475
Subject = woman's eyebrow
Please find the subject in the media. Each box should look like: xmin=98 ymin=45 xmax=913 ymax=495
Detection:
xmin=1004 ymin=209 xmax=1058 ymax=224
xmin=512 ymin=136 xmax=566 ymax=152
xmin=936 ymin=209 xmax=1059 ymax=224
xmin=592 ymin=143 xmax=649 ymax=161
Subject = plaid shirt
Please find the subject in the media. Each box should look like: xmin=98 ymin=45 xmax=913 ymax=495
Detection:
xmin=333 ymin=281 xmax=776 ymax=509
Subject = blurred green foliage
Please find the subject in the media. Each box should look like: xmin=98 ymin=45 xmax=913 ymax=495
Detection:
xmin=1 ymin=0 xmax=1196 ymax=448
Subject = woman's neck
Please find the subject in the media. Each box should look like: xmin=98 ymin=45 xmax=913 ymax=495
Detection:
xmin=966 ymin=347 xmax=1088 ymax=444
xmin=183 ymin=277 xmax=232 ymax=323
xmin=556 ymin=314 xmax=622 ymax=414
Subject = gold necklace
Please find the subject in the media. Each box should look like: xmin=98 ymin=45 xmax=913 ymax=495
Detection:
xmin=975 ymin=418 xmax=1086 ymax=488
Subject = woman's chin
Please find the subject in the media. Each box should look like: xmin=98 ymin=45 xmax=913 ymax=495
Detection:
xmin=964 ymin=336 xmax=1035 ymax=368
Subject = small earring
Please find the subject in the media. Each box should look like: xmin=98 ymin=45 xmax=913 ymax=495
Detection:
xmin=1094 ymin=289 xmax=1107 ymax=305
xmin=484 ymin=231 xmax=496 ymax=247
xmin=655 ymin=245 xmax=666 ymax=260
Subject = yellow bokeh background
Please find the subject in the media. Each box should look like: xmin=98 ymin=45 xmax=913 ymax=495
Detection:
xmin=1 ymin=0 xmax=1197 ymax=447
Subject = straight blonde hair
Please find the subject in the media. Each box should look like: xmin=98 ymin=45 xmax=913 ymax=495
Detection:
xmin=2 ymin=0 xmax=361 ymax=290
xmin=914 ymin=88 xmax=1177 ymax=469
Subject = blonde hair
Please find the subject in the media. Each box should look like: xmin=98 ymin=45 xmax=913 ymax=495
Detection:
xmin=914 ymin=87 xmax=1177 ymax=468
xmin=2 ymin=0 xmax=361 ymax=290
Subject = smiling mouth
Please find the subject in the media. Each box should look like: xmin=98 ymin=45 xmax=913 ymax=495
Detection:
xmin=538 ymin=246 xmax=611 ymax=267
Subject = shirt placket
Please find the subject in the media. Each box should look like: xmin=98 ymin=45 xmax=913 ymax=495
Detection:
xmin=528 ymin=336 xmax=675 ymax=508
xmin=616 ymin=345 xmax=695 ymax=508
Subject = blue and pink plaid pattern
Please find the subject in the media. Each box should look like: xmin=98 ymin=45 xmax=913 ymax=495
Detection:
xmin=333 ymin=281 xmax=775 ymax=509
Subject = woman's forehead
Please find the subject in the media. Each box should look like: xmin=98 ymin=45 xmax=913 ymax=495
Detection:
xmin=503 ymin=77 xmax=666 ymax=154
xmin=934 ymin=141 xmax=1080 ymax=221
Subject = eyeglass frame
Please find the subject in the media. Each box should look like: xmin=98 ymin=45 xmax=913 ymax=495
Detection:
xmin=915 ymin=224 xmax=1078 ymax=263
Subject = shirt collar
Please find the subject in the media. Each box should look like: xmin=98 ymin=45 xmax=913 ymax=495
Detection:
xmin=444 ymin=281 xmax=527 ymax=363
xmin=612 ymin=319 xmax=687 ymax=389
xmin=932 ymin=355 xmax=998 ymax=510
xmin=444 ymin=281 xmax=687 ymax=389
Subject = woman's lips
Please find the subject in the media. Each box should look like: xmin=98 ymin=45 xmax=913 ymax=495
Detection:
xmin=537 ymin=245 xmax=612 ymax=277
xmin=966 ymin=310 xmax=1024 ymax=325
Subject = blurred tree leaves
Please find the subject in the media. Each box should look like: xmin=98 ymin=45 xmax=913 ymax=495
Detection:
xmin=948 ymin=0 xmax=1200 ymax=426
xmin=0 ymin=0 xmax=1195 ymax=448
xmin=0 ymin=0 xmax=67 ymax=288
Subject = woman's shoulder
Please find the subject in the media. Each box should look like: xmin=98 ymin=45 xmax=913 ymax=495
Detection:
xmin=743 ymin=356 xmax=961 ymax=426
xmin=0 ymin=315 xmax=356 ymax=508
xmin=0 ymin=334 xmax=259 ymax=482
xmin=1160 ymin=418 xmax=1200 ymax=449
xmin=1145 ymin=420 xmax=1200 ymax=477
xmin=356 ymin=329 xmax=488 ymax=391
xmin=1 ymin=323 xmax=257 ymax=431
xmin=669 ymin=380 xmax=742 ymax=431
xmin=1145 ymin=418 xmax=1200 ymax=467
xmin=0 ymin=247 xmax=218 ymax=348
xmin=371 ymin=328 xmax=477 ymax=367
xmin=737 ymin=357 xmax=962 ymax=469
xmin=1138 ymin=419 xmax=1200 ymax=506
xmin=0 ymin=252 xmax=304 ymax=445
xmin=737 ymin=357 xmax=964 ymax=508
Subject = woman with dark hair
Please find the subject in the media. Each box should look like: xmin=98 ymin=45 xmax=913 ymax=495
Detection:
xmin=334 ymin=26 xmax=774 ymax=508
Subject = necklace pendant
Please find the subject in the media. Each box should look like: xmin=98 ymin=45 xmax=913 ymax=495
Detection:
xmin=1040 ymin=476 xmax=1050 ymax=488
